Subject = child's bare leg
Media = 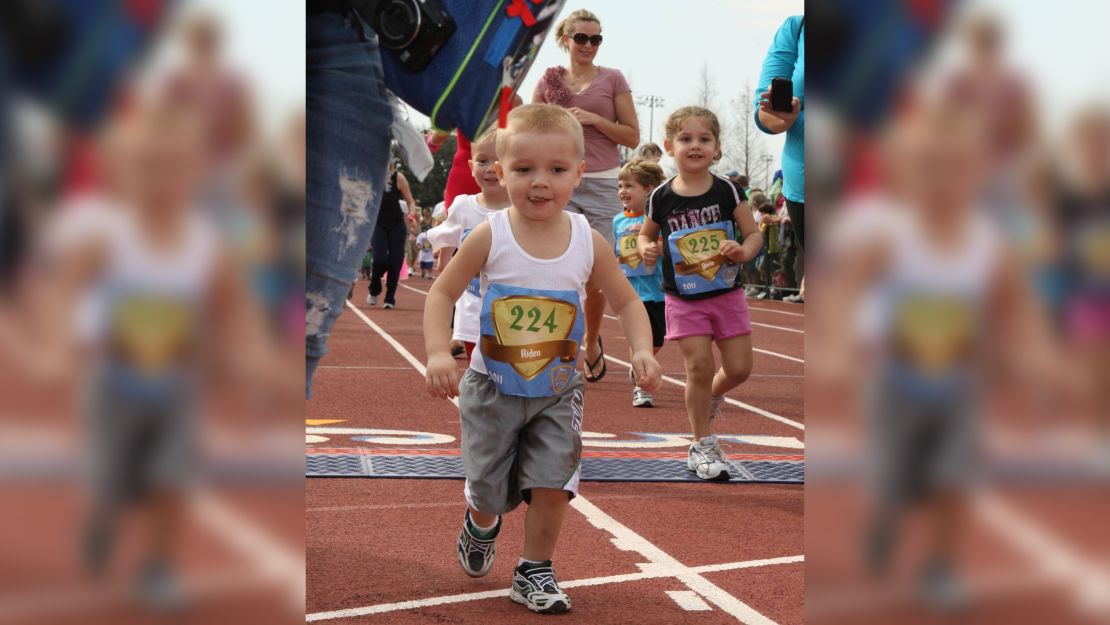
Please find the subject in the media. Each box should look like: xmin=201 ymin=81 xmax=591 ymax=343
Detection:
xmin=928 ymin=490 xmax=966 ymax=563
xmin=582 ymin=288 xmax=607 ymax=375
xmin=522 ymin=488 xmax=570 ymax=561
xmin=678 ymin=336 xmax=716 ymax=439
xmin=711 ymin=334 xmax=753 ymax=398
xmin=145 ymin=489 xmax=183 ymax=564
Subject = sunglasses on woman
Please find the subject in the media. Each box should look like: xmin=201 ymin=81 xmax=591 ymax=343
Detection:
xmin=570 ymin=33 xmax=603 ymax=46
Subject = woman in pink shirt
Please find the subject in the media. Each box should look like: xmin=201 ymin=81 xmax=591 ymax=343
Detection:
xmin=534 ymin=8 xmax=640 ymax=382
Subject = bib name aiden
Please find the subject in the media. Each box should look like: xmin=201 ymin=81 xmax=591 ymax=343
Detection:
xmin=521 ymin=347 xmax=541 ymax=359
xmin=666 ymin=203 xmax=723 ymax=232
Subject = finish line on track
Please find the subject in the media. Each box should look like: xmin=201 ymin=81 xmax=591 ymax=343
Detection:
xmin=305 ymin=448 xmax=805 ymax=483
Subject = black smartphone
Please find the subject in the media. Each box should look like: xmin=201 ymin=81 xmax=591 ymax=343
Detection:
xmin=770 ymin=77 xmax=794 ymax=113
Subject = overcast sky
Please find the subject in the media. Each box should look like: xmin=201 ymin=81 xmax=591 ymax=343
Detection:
xmin=402 ymin=0 xmax=804 ymax=185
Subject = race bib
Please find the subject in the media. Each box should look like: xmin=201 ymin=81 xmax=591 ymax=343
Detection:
xmin=890 ymin=295 xmax=975 ymax=375
xmin=479 ymin=283 xmax=583 ymax=397
xmin=107 ymin=292 xmax=196 ymax=375
xmin=615 ymin=222 xmax=652 ymax=278
xmin=1076 ymin=222 xmax=1110 ymax=279
xmin=460 ymin=228 xmax=481 ymax=297
xmin=667 ymin=222 xmax=740 ymax=295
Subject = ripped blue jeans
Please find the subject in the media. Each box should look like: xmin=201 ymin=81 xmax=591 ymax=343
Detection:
xmin=306 ymin=8 xmax=393 ymax=397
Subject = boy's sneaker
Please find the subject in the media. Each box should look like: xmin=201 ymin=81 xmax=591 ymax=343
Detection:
xmin=367 ymin=294 xmax=377 ymax=306
xmin=709 ymin=394 xmax=724 ymax=420
xmin=135 ymin=559 xmax=187 ymax=613
xmin=456 ymin=511 xmax=501 ymax=578
xmin=918 ymin=559 xmax=970 ymax=613
xmin=688 ymin=435 xmax=731 ymax=481
xmin=383 ymin=301 xmax=395 ymax=309
xmin=510 ymin=560 xmax=571 ymax=613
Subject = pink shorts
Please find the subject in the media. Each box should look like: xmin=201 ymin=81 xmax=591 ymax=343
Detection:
xmin=1067 ymin=297 xmax=1110 ymax=342
xmin=664 ymin=288 xmax=752 ymax=342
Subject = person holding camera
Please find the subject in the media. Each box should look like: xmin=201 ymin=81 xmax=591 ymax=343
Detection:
xmin=534 ymin=9 xmax=640 ymax=384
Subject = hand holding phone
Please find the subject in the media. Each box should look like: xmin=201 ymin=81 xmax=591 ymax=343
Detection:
xmin=771 ymin=77 xmax=794 ymax=113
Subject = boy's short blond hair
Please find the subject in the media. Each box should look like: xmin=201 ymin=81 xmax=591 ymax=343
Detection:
xmin=471 ymin=125 xmax=499 ymax=155
xmin=618 ymin=158 xmax=666 ymax=188
xmin=496 ymin=104 xmax=584 ymax=159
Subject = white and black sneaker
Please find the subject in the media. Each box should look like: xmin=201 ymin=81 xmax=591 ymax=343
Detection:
xmin=456 ymin=511 xmax=501 ymax=577
xmin=367 ymin=294 xmax=377 ymax=306
xmin=510 ymin=560 xmax=571 ymax=613
xmin=629 ymin=368 xmax=654 ymax=407
xmin=688 ymin=435 xmax=731 ymax=481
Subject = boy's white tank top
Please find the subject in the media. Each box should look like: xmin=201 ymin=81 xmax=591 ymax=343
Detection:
xmin=470 ymin=210 xmax=594 ymax=376
xmin=84 ymin=210 xmax=219 ymax=348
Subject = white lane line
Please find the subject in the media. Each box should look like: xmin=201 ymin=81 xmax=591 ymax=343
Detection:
xmin=601 ymin=313 xmax=803 ymax=363
xmin=571 ymin=496 xmax=782 ymax=625
xmin=408 ymin=286 xmax=806 ymax=360
xmin=336 ymin=293 xmax=797 ymax=624
xmin=192 ymin=491 xmax=305 ymax=613
xmin=0 ymin=568 xmax=288 ymax=621
xmin=667 ymin=590 xmax=713 ymax=611
xmin=603 ymin=352 xmax=804 ymax=430
xmin=975 ymin=492 xmax=1110 ymax=616
xmin=751 ymin=322 xmax=803 ymax=334
xmin=754 ymin=349 xmax=804 ymax=364
xmin=318 ymin=365 xmax=416 ymax=370
xmin=345 ymin=300 xmax=458 ymax=408
xmin=305 ymin=554 xmax=802 ymax=621
xmin=748 ymin=306 xmax=804 ymax=317
xmin=308 ymin=501 xmax=460 ymax=513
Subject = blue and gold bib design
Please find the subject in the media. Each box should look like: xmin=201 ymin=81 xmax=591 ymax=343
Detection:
xmin=667 ymin=221 xmax=739 ymax=295
xmin=479 ymin=283 xmax=583 ymax=397
xmin=615 ymin=221 xmax=652 ymax=278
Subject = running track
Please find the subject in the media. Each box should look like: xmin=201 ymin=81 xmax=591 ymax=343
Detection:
xmin=306 ymin=279 xmax=806 ymax=624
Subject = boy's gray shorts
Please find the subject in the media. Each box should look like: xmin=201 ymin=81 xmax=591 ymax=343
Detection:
xmin=458 ymin=368 xmax=585 ymax=516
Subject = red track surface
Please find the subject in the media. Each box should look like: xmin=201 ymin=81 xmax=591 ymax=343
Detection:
xmin=306 ymin=279 xmax=805 ymax=624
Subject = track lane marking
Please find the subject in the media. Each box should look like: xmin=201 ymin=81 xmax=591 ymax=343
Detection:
xmin=305 ymin=554 xmax=802 ymax=621
xmin=602 ymin=352 xmax=805 ymax=430
xmin=367 ymin=289 xmax=803 ymax=429
xmin=335 ymin=296 xmax=798 ymax=624
xmin=666 ymin=590 xmax=713 ymax=610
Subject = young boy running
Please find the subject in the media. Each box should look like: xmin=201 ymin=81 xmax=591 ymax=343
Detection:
xmin=424 ymin=104 xmax=661 ymax=614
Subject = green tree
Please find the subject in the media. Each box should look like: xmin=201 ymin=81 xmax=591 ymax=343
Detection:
xmin=392 ymin=133 xmax=457 ymax=210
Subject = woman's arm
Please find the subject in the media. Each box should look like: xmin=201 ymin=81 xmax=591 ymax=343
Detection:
xmin=570 ymin=91 xmax=640 ymax=149
xmin=396 ymin=173 xmax=419 ymax=211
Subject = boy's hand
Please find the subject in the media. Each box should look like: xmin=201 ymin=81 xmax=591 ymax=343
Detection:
xmin=426 ymin=353 xmax=460 ymax=399
xmin=720 ymin=239 xmax=746 ymax=262
xmin=642 ymin=242 xmax=659 ymax=268
xmin=630 ymin=350 xmax=662 ymax=394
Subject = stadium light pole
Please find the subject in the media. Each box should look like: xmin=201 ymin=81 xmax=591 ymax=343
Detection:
xmin=636 ymin=94 xmax=665 ymax=145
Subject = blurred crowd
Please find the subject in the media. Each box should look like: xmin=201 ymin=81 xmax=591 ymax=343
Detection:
xmin=0 ymin=4 xmax=303 ymax=623
xmin=808 ymin=4 xmax=1109 ymax=624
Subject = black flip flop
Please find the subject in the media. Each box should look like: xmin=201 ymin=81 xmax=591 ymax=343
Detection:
xmin=583 ymin=336 xmax=607 ymax=382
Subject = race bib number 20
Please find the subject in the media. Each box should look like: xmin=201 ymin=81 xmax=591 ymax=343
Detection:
xmin=616 ymin=224 xmax=653 ymax=278
xmin=667 ymin=221 xmax=739 ymax=295
xmin=479 ymin=283 xmax=584 ymax=397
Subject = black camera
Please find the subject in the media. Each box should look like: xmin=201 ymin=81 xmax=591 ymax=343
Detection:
xmin=354 ymin=0 xmax=456 ymax=73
